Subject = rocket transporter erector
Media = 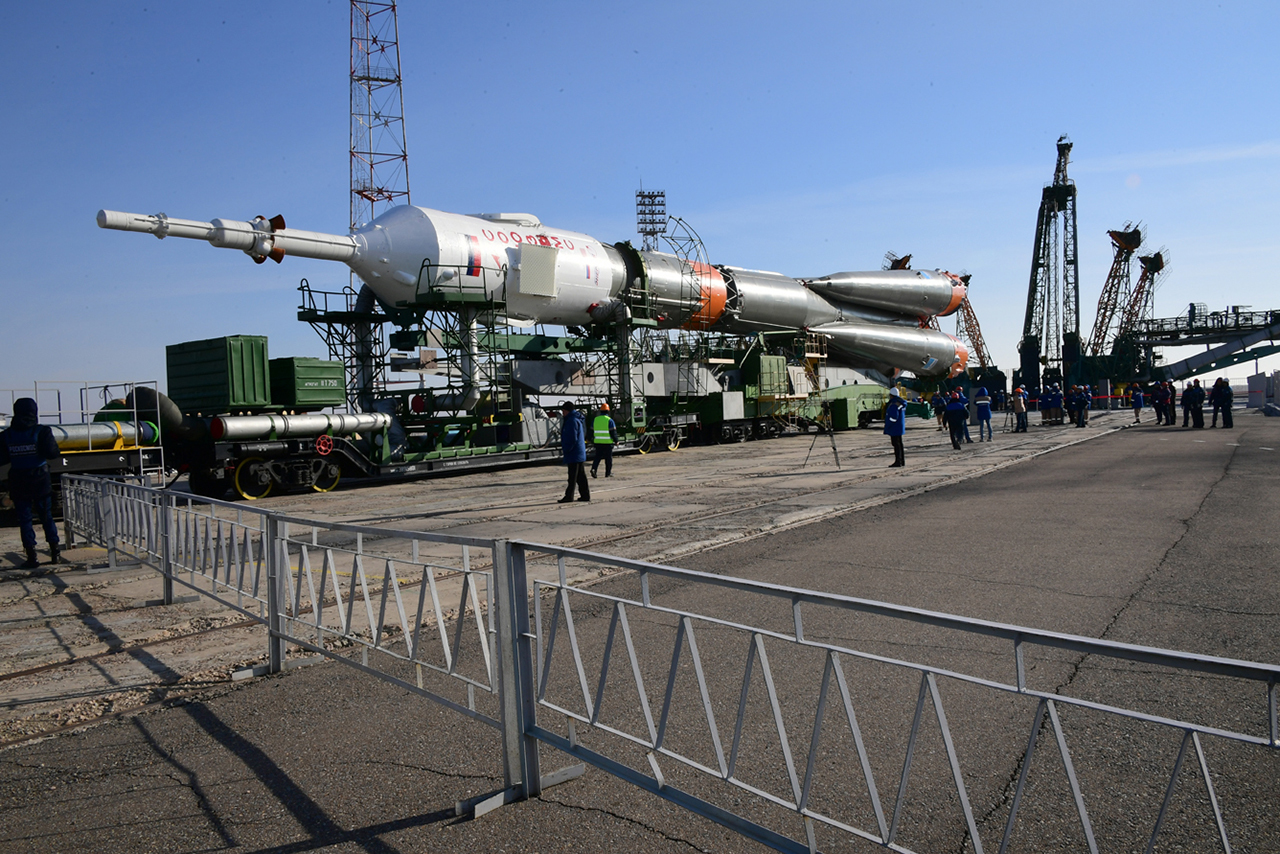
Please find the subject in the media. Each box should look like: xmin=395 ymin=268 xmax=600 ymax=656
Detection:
xmin=97 ymin=205 xmax=969 ymax=378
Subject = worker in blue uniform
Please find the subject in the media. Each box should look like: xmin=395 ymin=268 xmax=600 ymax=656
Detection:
xmin=955 ymin=388 xmax=973 ymax=443
xmin=1188 ymin=379 xmax=1206 ymax=428
xmin=1212 ymin=379 xmax=1234 ymax=428
xmin=1 ymin=398 xmax=62 ymax=568
xmin=944 ymin=392 xmax=968 ymax=450
xmin=557 ymin=401 xmax=590 ymax=503
xmin=590 ymin=403 xmax=617 ymax=478
xmin=974 ymin=387 xmax=993 ymax=442
xmin=883 ymin=388 xmax=907 ymax=467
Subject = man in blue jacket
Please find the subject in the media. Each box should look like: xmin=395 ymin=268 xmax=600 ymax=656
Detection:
xmin=883 ymin=388 xmax=907 ymax=467
xmin=974 ymin=387 xmax=993 ymax=442
xmin=1 ymin=398 xmax=62 ymax=568
xmin=557 ymin=401 xmax=590 ymax=503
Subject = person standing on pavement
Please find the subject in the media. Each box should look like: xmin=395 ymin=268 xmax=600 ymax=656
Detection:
xmin=1189 ymin=379 xmax=1206 ymax=428
xmin=930 ymin=391 xmax=946 ymax=431
xmin=1012 ymin=386 xmax=1028 ymax=432
xmin=1181 ymin=383 xmax=1193 ymax=427
xmin=884 ymin=388 xmax=907 ymax=467
xmin=1153 ymin=382 xmax=1168 ymax=425
xmin=1131 ymin=384 xmax=1144 ymax=423
xmin=974 ymin=387 xmax=993 ymax=442
xmin=557 ymin=401 xmax=590 ymax=503
xmin=945 ymin=392 xmax=968 ymax=450
xmin=590 ymin=402 xmax=617 ymax=478
xmin=1219 ymin=380 xmax=1234 ymax=428
xmin=0 ymin=398 xmax=62 ymax=568
xmin=956 ymin=388 xmax=974 ymax=443
xmin=1209 ymin=378 xmax=1228 ymax=427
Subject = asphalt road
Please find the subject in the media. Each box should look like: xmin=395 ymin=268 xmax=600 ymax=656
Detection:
xmin=2 ymin=413 xmax=1277 ymax=853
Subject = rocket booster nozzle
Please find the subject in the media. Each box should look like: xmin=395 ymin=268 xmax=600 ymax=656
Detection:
xmin=96 ymin=210 xmax=357 ymax=265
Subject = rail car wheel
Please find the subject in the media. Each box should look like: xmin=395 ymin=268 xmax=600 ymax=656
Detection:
xmin=638 ymin=433 xmax=654 ymax=454
xmin=233 ymin=457 xmax=273 ymax=500
xmin=665 ymin=431 xmax=682 ymax=452
xmin=312 ymin=460 xmax=341 ymax=493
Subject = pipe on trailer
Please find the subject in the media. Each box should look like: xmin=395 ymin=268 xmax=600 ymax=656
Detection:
xmin=210 ymin=412 xmax=391 ymax=442
xmin=50 ymin=421 xmax=160 ymax=451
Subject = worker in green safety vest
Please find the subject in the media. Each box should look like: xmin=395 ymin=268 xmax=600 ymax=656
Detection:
xmin=590 ymin=403 xmax=618 ymax=478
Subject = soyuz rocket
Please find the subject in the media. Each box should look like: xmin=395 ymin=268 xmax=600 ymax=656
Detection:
xmin=98 ymin=205 xmax=969 ymax=379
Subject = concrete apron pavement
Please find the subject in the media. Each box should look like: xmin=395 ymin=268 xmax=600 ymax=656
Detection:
xmin=3 ymin=408 xmax=1278 ymax=853
xmin=0 ymin=412 xmax=1121 ymax=748
xmin=250 ymin=409 xmax=1128 ymax=568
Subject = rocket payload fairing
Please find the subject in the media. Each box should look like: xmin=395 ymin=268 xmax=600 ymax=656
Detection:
xmin=97 ymin=205 xmax=969 ymax=378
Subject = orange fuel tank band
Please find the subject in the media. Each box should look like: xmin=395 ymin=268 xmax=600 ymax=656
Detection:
xmin=949 ymin=338 xmax=970 ymax=378
xmin=938 ymin=279 xmax=967 ymax=317
xmin=682 ymin=262 xmax=728 ymax=330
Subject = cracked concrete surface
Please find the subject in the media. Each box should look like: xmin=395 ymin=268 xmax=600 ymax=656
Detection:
xmin=2 ymin=411 xmax=1278 ymax=852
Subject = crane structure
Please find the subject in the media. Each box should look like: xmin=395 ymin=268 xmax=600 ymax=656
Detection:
xmin=1017 ymin=136 xmax=1080 ymax=391
xmin=1085 ymin=224 xmax=1143 ymax=357
xmin=955 ymin=294 xmax=992 ymax=370
xmin=1117 ymin=249 xmax=1167 ymax=341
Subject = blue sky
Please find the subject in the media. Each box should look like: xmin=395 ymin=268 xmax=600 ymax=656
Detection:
xmin=2 ymin=1 xmax=1278 ymax=395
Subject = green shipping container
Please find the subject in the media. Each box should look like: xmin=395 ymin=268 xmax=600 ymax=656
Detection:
xmin=166 ymin=336 xmax=271 ymax=413
xmin=270 ymin=358 xmax=346 ymax=409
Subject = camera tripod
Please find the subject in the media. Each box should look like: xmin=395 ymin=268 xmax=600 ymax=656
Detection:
xmin=803 ymin=404 xmax=842 ymax=470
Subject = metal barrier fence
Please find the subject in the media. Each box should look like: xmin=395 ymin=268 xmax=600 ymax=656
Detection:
xmin=62 ymin=475 xmax=1280 ymax=853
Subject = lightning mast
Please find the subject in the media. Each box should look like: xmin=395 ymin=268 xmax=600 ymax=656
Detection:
xmin=340 ymin=1 xmax=411 ymax=410
xmin=351 ymin=1 xmax=411 ymax=230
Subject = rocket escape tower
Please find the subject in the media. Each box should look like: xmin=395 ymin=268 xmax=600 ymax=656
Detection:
xmin=1018 ymin=136 xmax=1080 ymax=391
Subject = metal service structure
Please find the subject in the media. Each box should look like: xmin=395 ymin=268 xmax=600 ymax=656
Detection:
xmin=63 ymin=474 xmax=1280 ymax=853
xmin=1017 ymin=136 xmax=1080 ymax=392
